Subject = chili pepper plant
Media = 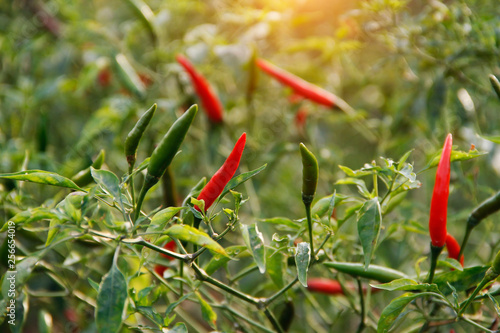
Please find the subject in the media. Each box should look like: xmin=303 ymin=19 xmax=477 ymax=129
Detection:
xmin=2 ymin=1 xmax=500 ymax=333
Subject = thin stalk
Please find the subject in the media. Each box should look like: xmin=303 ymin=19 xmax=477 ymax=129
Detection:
xmin=216 ymin=304 xmax=275 ymax=333
xmin=356 ymin=279 xmax=366 ymax=333
xmin=427 ymin=244 xmax=443 ymax=283
xmin=191 ymin=263 xmax=260 ymax=305
xmin=133 ymin=175 xmax=157 ymax=225
xmin=265 ymin=276 xmax=299 ymax=306
xmin=180 ymin=260 xmax=184 ymax=297
xmin=128 ymin=165 xmax=135 ymax=206
xmin=458 ymin=223 xmax=474 ymax=260
xmin=373 ymin=173 xmax=378 ymax=198
xmin=263 ymin=307 xmax=284 ymax=333
xmin=304 ymin=202 xmax=315 ymax=262
xmin=460 ymin=316 xmax=498 ymax=333
xmin=458 ymin=269 xmax=498 ymax=316
xmin=229 ymin=265 xmax=259 ymax=285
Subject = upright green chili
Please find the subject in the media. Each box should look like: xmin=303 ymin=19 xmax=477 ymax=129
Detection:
xmin=133 ymin=105 xmax=198 ymax=223
xmin=459 ymin=191 xmax=500 ymax=259
xmin=299 ymin=143 xmax=319 ymax=260
xmin=125 ymin=103 xmax=156 ymax=170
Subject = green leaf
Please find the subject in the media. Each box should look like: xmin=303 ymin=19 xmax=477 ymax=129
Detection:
xmin=88 ymin=278 xmax=100 ymax=292
xmin=204 ymin=246 xmax=249 ymax=275
xmin=423 ymin=149 xmax=486 ymax=171
xmin=336 ymin=178 xmax=371 ymax=198
xmin=165 ymin=224 xmax=228 ymax=257
xmin=0 ymin=170 xmax=82 ymax=190
xmin=371 ymin=278 xmax=439 ymax=293
xmin=2 ymin=256 xmax=40 ymax=300
xmin=480 ymin=134 xmax=500 ymax=144
xmin=433 ymin=265 xmax=489 ymax=295
xmin=241 ymin=224 xmax=266 ymax=273
xmin=136 ymin=306 xmax=163 ymax=327
xmin=338 ymin=165 xmax=373 ymax=177
xmin=219 ymin=164 xmax=267 ymax=201
xmin=295 ymin=242 xmax=310 ymax=287
xmin=487 ymin=293 xmax=500 ymax=317
xmin=195 ymin=292 xmax=217 ymax=329
xmin=165 ymin=293 xmax=191 ymax=316
xmin=96 ymin=261 xmax=128 ymax=333
xmin=357 ymin=198 xmax=382 ymax=269
xmin=377 ymin=292 xmax=437 ymax=333
xmin=45 ymin=218 xmax=61 ymax=246
xmin=267 ymin=250 xmax=285 ymax=288
xmin=437 ymin=258 xmax=463 ymax=271
xmin=258 ymin=217 xmax=300 ymax=229
xmin=91 ymin=168 xmax=123 ymax=205
xmin=150 ymin=207 xmax=185 ymax=228
xmin=166 ymin=323 xmax=188 ymax=333
xmin=114 ymin=53 xmax=146 ymax=99
xmin=311 ymin=192 xmax=345 ymax=218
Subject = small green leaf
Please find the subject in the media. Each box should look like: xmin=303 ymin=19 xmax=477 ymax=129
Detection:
xmin=487 ymin=293 xmax=500 ymax=317
xmin=267 ymin=250 xmax=285 ymax=288
xmin=165 ymin=224 xmax=228 ymax=257
xmin=0 ymin=170 xmax=82 ymax=190
xmin=166 ymin=323 xmax=188 ymax=333
xmin=371 ymin=278 xmax=439 ymax=293
xmin=295 ymin=242 xmax=310 ymax=287
xmin=338 ymin=165 xmax=373 ymax=177
xmin=45 ymin=218 xmax=61 ymax=246
xmin=357 ymin=198 xmax=382 ymax=269
xmin=88 ymin=278 xmax=100 ymax=292
xmin=96 ymin=261 xmax=128 ymax=333
xmin=150 ymin=207 xmax=185 ymax=227
xmin=136 ymin=306 xmax=163 ymax=327
xmin=219 ymin=164 xmax=267 ymax=201
xmin=437 ymin=258 xmax=463 ymax=271
xmin=196 ymin=292 xmax=217 ymax=329
xmin=423 ymin=149 xmax=486 ymax=171
xmin=336 ymin=178 xmax=371 ymax=198
xmin=377 ymin=292 xmax=437 ymax=333
xmin=204 ymin=246 xmax=249 ymax=275
xmin=241 ymin=224 xmax=266 ymax=273
xmin=311 ymin=192 xmax=345 ymax=218
xmin=91 ymin=168 xmax=122 ymax=204
xmin=258 ymin=217 xmax=300 ymax=229
xmin=480 ymin=134 xmax=500 ymax=144
xmin=166 ymin=293 xmax=191 ymax=316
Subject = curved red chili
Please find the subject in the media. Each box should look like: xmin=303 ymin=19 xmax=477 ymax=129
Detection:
xmin=154 ymin=240 xmax=177 ymax=276
xmin=256 ymin=59 xmax=337 ymax=108
xmin=176 ymin=54 xmax=224 ymax=123
xmin=196 ymin=133 xmax=246 ymax=211
xmin=445 ymin=233 xmax=464 ymax=266
xmin=429 ymin=134 xmax=453 ymax=248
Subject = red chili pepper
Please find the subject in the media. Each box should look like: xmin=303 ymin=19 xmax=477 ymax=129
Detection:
xmin=445 ymin=234 xmax=464 ymax=266
xmin=97 ymin=68 xmax=112 ymax=87
xmin=256 ymin=59 xmax=338 ymax=108
xmin=176 ymin=54 xmax=224 ymax=123
xmin=307 ymin=278 xmax=345 ymax=295
xmin=429 ymin=134 xmax=453 ymax=248
xmin=196 ymin=133 xmax=246 ymax=211
xmin=295 ymin=108 xmax=308 ymax=130
xmin=154 ymin=240 xmax=177 ymax=276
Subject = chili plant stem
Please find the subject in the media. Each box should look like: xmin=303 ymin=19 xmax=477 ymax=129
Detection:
xmin=458 ymin=268 xmax=498 ymax=316
xmin=216 ymin=304 xmax=275 ymax=333
xmin=460 ymin=315 xmax=497 ymax=333
xmin=229 ymin=265 xmax=259 ymax=285
xmin=458 ymin=224 xmax=473 ymax=260
xmin=304 ymin=202 xmax=315 ymax=262
xmin=356 ymin=279 xmax=366 ymax=333
xmin=265 ymin=276 xmax=299 ymax=306
xmin=133 ymin=175 xmax=157 ymax=225
xmin=128 ymin=166 xmax=135 ymax=206
xmin=427 ymin=244 xmax=443 ymax=283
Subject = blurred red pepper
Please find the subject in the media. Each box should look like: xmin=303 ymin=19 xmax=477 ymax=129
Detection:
xmin=256 ymin=59 xmax=338 ymax=108
xmin=307 ymin=278 xmax=345 ymax=295
xmin=154 ymin=240 xmax=177 ymax=276
xmin=97 ymin=68 xmax=112 ymax=87
xmin=295 ymin=108 xmax=308 ymax=130
xmin=429 ymin=134 xmax=453 ymax=248
xmin=196 ymin=133 xmax=246 ymax=211
xmin=445 ymin=233 xmax=464 ymax=266
xmin=176 ymin=54 xmax=224 ymax=123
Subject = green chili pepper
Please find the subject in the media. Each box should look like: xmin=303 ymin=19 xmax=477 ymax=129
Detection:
xmin=125 ymin=103 xmax=156 ymax=170
xmin=134 ymin=105 xmax=198 ymax=223
xmin=489 ymin=74 xmax=500 ymax=100
xmin=71 ymin=149 xmax=106 ymax=187
xmin=324 ymin=261 xmax=408 ymax=283
xmin=299 ymin=143 xmax=319 ymax=205
xmin=459 ymin=191 xmax=500 ymax=259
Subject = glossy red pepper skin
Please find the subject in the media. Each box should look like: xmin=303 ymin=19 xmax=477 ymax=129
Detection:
xmin=256 ymin=59 xmax=337 ymax=108
xmin=154 ymin=240 xmax=177 ymax=276
xmin=176 ymin=54 xmax=224 ymax=123
xmin=445 ymin=233 xmax=464 ymax=266
xmin=429 ymin=134 xmax=453 ymax=248
xmin=196 ymin=133 xmax=246 ymax=211
xmin=307 ymin=278 xmax=345 ymax=295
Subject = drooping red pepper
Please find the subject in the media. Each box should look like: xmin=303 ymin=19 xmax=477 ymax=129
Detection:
xmin=445 ymin=233 xmax=464 ymax=266
xmin=307 ymin=278 xmax=345 ymax=295
xmin=176 ymin=54 xmax=224 ymax=123
xmin=429 ymin=134 xmax=453 ymax=248
xmin=154 ymin=240 xmax=177 ymax=276
xmin=196 ymin=133 xmax=246 ymax=211
xmin=256 ymin=58 xmax=338 ymax=108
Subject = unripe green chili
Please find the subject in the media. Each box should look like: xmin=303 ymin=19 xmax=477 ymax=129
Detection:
xmin=300 ymin=143 xmax=319 ymax=261
xmin=489 ymin=74 xmax=500 ymax=100
xmin=125 ymin=103 xmax=156 ymax=170
xmin=299 ymin=143 xmax=319 ymax=205
xmin=459 ymin=190 xmax=500 ymax=259
xmin=133 ymin=105 xmax=198 ymax=223
xmin=324 ymin=261 xmax=408 ymax=283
